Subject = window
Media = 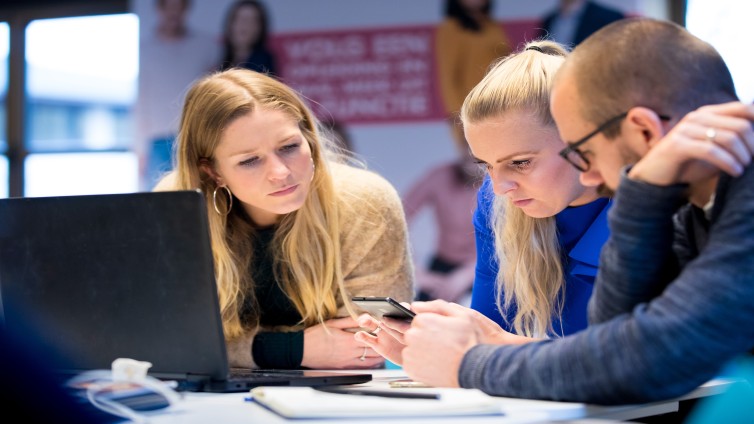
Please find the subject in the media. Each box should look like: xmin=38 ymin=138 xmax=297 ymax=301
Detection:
xmin=24 ymin=13 xmax=139 ymax=196
xmin=687 ymin=0 xmax=754 ymax=103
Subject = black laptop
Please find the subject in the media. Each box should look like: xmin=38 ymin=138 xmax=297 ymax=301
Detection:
xmin=0 ymin=190 xmax=371 ymax=392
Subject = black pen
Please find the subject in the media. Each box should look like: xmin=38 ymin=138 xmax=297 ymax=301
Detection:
xmin=313 ymin=386 xmax=440 ymax=400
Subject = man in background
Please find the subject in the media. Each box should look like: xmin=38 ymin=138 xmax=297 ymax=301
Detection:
xmin=135 ymin=0 xmax=218 ymax=190
xmin=538 ymin=0 xmax=625 ymax=46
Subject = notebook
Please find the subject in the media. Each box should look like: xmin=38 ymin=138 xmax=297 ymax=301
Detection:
xmin=0 ymin=190 xmax=371 ymax=393
xmin=250 ymin=386 xmax=505 ymax=418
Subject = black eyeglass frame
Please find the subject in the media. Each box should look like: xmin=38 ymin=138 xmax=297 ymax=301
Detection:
xmin=558 ymin=111 xmax=672 ymax=172
xmin=558 ymin=112 xmax=628 ymax=172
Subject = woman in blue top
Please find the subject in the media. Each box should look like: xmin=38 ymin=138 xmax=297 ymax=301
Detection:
xmin=471 ymin=176 xmax=609 ymax=337
xmin=355 ymin=40 xmax=611 ymax=362
xmin=464 ymin=40 xmax=611 ymax=339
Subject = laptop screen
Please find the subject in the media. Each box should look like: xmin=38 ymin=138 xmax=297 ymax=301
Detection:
xmin=0 ymin=191 xmax=229 ymax=382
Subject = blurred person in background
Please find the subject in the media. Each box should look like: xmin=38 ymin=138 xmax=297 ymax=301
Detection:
xmin=408 ymin=0 xmax=512 ymax=305
xmin=402 ymin=146 xmax=481 ymax=305
xmin=219 ymin=0 xmax=278 ymax=76
xmin=537 ymin=0 xmax=625 ymax=47
xmin=435 ymin=0 xmax=511 ymax=154
xmin=137 ymin=0 xmax=218 ymax=190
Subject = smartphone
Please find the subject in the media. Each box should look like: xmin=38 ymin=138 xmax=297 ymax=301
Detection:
xmin=351 ymin=296 xmax=415 ymax=321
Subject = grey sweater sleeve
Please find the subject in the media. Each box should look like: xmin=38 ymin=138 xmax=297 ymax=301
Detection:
xmin=588 ymin=169 xmax=686 ymax=324
xmin=459 ymin=167 xmax=754 ymax=404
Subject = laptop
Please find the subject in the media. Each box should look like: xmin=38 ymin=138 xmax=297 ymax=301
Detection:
xmin=0 ymin=190 xmax=371 ymax=393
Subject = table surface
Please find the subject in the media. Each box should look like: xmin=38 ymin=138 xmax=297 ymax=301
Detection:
xmin=137 ymin=369 xmax=735 ymax=424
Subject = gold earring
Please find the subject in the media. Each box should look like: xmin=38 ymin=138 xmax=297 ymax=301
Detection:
xmin=212 ymin=185 xmax=233 ymax=216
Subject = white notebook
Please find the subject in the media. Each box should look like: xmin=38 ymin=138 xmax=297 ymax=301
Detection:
xmin=249 ymin=386 xmax=505 ymax=419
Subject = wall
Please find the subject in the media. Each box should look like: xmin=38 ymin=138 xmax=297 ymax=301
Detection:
xmin=131 ymin=0 xmax=656 ymax=265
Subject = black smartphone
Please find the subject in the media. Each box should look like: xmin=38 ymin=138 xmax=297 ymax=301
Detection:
xmin=351 ymin=296 xmax=415 ymax=321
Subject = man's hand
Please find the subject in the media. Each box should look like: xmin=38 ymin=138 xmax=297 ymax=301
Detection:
xmin=401 ymin=303 xmax=479 ymax=387
xmin=629 ymin=102 xmax=754 ymax=186
xmin=412 ymin=300 xmax=533 ymax=345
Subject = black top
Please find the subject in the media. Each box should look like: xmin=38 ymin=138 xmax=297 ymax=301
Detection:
xmin=245 ymin=226 xmax=305 ymax=368
xmin=540 ymin=1 xmax=625 ymax=46
xmin=223 ymin=48 xmax=277 ymax=76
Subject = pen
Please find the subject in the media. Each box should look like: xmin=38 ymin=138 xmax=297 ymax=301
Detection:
xmin=313 ymin=386 xmax=440 ymax=400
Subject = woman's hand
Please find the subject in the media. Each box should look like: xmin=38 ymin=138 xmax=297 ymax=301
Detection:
xmin=353 ymin=313 xmax=412 ymax=365
xmin=301 ymin=316 xmax=384 ymax=369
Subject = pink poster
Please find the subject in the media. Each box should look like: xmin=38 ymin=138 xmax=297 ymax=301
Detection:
xmin=272 ymin=25 xmax=443 ymax=124
xmin=271 ymin=20 xmax=538 ymax=125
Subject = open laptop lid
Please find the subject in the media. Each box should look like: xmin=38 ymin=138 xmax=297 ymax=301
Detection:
xmin=0 ymin=191 xmax=372 ymax=392
xmin=0 ymin=191 xmax=229 ymax=384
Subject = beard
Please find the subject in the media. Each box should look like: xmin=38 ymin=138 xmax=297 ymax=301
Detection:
xmin=596 ymin=184 xmax=614 ymax=197
xmin=601 ymin=141 xmax=644 ymax=197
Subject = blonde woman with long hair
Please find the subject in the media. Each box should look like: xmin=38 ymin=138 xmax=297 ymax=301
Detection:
xmin=464 ymin=40 xmax=611 ymax=339
xmin=154 ymin=68 xmax=414 ymax=369
xmin=355 ymin=40 xmax=610 ymax=364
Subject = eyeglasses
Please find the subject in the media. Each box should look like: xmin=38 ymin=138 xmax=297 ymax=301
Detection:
xmin=558 ymin=112 xmax=628 ymax=172
xmin=558 ymin=111 xmax=672 ymax=172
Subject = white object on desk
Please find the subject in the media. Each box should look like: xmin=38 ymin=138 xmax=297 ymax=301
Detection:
xmin=111 ymin=358 xmax=152 ymax=382
xmin=249 ymin=386 xmax=504 ymax=419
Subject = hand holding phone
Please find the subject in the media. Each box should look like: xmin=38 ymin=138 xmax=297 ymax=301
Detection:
xmin=351 ymin=296 xmax=415 ymax=321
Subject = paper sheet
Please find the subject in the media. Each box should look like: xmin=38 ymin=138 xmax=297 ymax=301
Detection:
xmin=250 ymin=386 xmax=506 ymax=419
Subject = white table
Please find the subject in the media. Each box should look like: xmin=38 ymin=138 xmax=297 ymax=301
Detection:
xmin=141 ymin=370 xmax=736 ymax=423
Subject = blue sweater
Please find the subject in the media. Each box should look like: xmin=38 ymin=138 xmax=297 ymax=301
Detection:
xmin=459 ymin=166 xmax=754 ymax=404
xmin=470 ymin=176 xmax=611 ymax=336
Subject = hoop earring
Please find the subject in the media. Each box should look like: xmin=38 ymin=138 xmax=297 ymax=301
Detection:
xmin=212 ymin=185 xmax=233 ymax=216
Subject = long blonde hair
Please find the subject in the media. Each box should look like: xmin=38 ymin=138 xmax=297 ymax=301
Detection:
xmin=460 ymin=40 xmax=568 ymax=337
xmin=172 ymin=68 xmax=354 ymax=339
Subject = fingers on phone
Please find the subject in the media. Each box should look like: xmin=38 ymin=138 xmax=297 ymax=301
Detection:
xmin=356 ymin=313 xmax=380 ymax=329
xmin=382 ymin=316 xmax=410 ymax=329
xmin=377 ymin=320 xmax=407 ymax=344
